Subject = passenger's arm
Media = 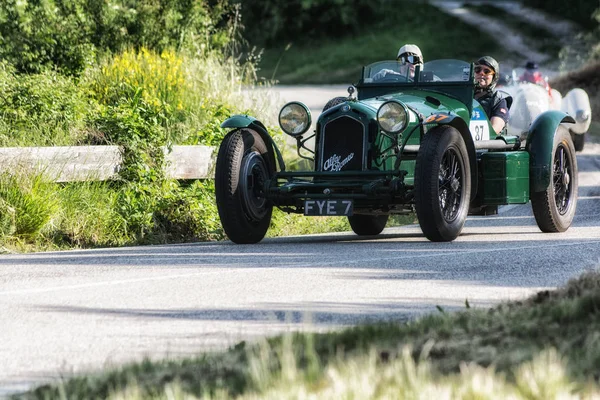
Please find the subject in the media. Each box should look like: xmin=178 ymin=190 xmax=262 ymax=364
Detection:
xmin=491 ymin=97 xmax=509 ymax=134
xmin=490 ymin=116 xmax=506 ymax=135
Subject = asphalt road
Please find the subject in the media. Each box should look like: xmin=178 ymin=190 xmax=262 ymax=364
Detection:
xmin=1 ymin=137 xmax=599 ymax=396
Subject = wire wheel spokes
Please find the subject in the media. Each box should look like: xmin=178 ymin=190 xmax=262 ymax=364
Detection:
xmin=438 ymin=149 xmax=463 ymax=222
xmin=553 ymin=144 xmax=572 ymax=215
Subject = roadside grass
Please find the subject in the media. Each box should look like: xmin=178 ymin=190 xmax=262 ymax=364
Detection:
xmin=268 ymin=212 xmax=417 ymax=238
xmin=17 ymin=269 xmax=600 ymax=399
xmin=255 ymin=1 xmax=511 ymax=84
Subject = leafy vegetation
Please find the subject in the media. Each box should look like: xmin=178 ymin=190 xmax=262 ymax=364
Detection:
xmin=233 ymin=0 xmax=382 ymax=48
xmin=0 ymin=0 xmax=232 ymax=76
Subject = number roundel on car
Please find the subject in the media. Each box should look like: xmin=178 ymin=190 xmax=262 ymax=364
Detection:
xmin=469 ymin=107 xmax=491 ymax=140
xmin=279 ymin=102 xmax=312 ymax=137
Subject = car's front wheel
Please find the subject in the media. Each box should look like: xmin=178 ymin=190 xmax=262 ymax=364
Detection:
xmin=215 ymin=129 xmax=274 ymax=244
xmin=531 ymin=126 xmax=578 ymax=232
xmin=415 ymin=125 xmax=471 ymax=241
xmin=348 ymin=215 xmax=389 ymax=236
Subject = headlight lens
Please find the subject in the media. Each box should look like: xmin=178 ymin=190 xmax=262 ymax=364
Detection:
xmin=279 ymin=102 xmax=311 ymax=136
xmin=377 ymin=101 xmax=409 ymax=133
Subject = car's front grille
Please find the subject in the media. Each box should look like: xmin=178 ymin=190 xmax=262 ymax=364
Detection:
xmin=319 ymin=115 xmax=367 ymax=171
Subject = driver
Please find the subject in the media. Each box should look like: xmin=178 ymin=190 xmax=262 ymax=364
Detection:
xmin=372 ymin=44 xmax=423 ymax=81
xmin=520 ymin=61 xmax=545 ymax=85
xmin=473 ymin=56 xmax=510 ymax=135
xmin=520 ymin=61 xmax=552 ymax=96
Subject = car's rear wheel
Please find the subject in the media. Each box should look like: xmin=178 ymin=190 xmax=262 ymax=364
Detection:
xmin=348 ymin=215 xmax=389 ymax=236
xmin=531 ymin=127 xmax=578 ymax=232
xmin=415 ymin=125 xmax=471 ymax=241
xmin=215 ymin=128 xmax=274 ymax=244
xmin=570 ymin=131 xmax=585 ymax=152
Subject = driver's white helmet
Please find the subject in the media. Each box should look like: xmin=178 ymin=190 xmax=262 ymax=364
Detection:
xmin=397 ymin=44 xmax=423 ymax=65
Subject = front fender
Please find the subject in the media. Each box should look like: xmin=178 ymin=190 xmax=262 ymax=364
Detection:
xmin=221 ymin=115 xmax=285 ymax=172
xmin=525 ymin=110 xmax=575 ymax=192
xmin=221 ymin=115 xmax=267 ymax=133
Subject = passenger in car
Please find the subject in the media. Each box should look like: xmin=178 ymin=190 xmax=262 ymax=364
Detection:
xmin=473 ymin=56 xmax=510 ymax=135
xmin=372 ymin=44 xmax=423 ymax=81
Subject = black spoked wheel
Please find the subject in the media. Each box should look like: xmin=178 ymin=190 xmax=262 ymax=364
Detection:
xmin=348 ymin=215 xmax=389 ymax=236
xmin=532 ymin=127 xmax=578 ymax=232
xmin=415 ymin=125 xmax=471 ymax=242
xmin=215 ymin=129 xmax=274 ymax=244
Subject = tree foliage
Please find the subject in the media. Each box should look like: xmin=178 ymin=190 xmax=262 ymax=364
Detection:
xmin=233 ymin=0 xmax=385 ymax=47
xmin=0 ymin=0 xmax=233 ymax=76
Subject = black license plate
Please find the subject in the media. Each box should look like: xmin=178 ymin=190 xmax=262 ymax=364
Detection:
xmin=304 ymin=200 xmax=353 ymax=216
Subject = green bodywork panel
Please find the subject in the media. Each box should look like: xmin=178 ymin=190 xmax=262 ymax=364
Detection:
xmin=525 ymin=110 xmax=575 ymax=192
xmin=482 ymin=152 xmax=530 ymax=204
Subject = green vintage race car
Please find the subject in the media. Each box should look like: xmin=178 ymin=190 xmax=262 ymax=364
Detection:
xmin=215 ymin=59 xmax=578 ymax=244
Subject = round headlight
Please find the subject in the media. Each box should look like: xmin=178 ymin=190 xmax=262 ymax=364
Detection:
xmin=377 ymin=101 xmax=409 ymax=133
xmin=279 ymin=102 xmax=311 ymax=137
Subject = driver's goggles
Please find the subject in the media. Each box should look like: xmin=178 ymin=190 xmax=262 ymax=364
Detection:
xmin=474 ymin=66 xmax=494 ymax=76
xmin=398 ymin=54 xmax=422 ymax=65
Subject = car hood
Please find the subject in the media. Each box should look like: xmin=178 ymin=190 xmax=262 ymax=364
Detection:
xmin=358 ymin=89 xmax=470 ymax=120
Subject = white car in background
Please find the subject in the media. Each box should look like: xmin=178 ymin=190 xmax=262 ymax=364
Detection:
xmin=499 ymin=67 xmax=592 ymax=151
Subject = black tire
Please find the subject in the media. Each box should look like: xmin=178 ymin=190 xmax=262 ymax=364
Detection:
xmin=348 ymin=215 xmax=389 ymax=236
xmin=414 ymin=125 xmax=471 ymax=242
xmin=322 ymin=96 xmax=348 ymax=112
xmin=215 ymin=129 xmax=274 ymax=244
xmin=531 ymin=127 xmax=578 ymax=232
xmin=571 ymin=131 xmax=585 ymax=152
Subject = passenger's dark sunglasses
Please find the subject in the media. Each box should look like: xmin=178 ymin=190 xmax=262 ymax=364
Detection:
xmin=474 ymin=66 xmax=494 ymax=76
xmin=398 ymin=54 xmax=422 ymax=65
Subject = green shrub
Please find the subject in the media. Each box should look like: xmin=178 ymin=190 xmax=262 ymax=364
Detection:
xmin=0 ymin=64 xmax=92 ymax=146
xmin=114 ymin=179 xmax=225 ymax=244
xmin=85 ymin=48 xmax=253 ymax=147
xmin=0 ymin=0 xmax=234 ymax=76
xmin=0 ymin=0 xmax=96 ymax=76
xmin=154 ymin=180 xmax=225 ymax=242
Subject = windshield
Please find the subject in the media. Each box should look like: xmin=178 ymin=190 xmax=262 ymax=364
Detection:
xmin=362 ymin=59 xmax=472 ymax=83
